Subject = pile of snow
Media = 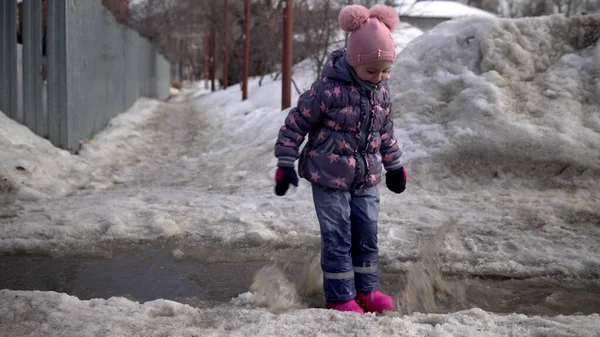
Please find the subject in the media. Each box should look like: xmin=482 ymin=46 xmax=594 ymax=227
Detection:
xmin=2 ymin=289 xmax=600 ymax=337
xmin=0 ymin=111 xmax=93 ymax=203
xmin=0 ymin=98 xmax=172 ymax=204
xmin=392 ymin=14 xmax=600 ymax=192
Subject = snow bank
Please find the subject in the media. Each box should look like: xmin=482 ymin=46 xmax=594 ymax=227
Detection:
xmin=392 ymin=14 xmax=600 ymax=192
xmin=0 ymin=111 xmax=92 ymax=203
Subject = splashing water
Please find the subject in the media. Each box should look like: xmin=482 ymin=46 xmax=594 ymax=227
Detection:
xmin=248 ymin=253 xmax=323 ymax=312
xmin=295 ymin=253 xmax=323 ymax=298
xmin=249 ymin=220 xmax=465 ymax=314
xmin=249 ymin=263 xmax=304 ymax=312
xmin=396 ymin=219 xmax=467 ymax=315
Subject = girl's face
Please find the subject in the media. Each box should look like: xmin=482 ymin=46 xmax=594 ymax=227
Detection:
xmin=354 ymin=60 xmax=393 ymax=84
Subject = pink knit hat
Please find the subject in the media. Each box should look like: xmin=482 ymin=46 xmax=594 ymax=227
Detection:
xmin=339 ymin=4 xmax=399 ymax=67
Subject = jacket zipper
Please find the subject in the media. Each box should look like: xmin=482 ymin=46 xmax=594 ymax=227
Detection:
xmin=356 ymin=85 xmax=378 ymax=187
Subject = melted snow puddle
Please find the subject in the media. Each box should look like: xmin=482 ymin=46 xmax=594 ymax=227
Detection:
xmin=1 ymin=247 xmax=599 ymax=316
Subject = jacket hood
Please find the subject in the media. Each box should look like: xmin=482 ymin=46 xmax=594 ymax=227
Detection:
xmin=321 ymin=49 xmax=353 ymax=83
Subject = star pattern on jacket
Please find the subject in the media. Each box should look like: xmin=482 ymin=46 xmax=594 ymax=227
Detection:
xmin=320 ymin=101 xmax=329 ymax=113
xmin=327 ymin=153 xmax=339 ymax=163
xmin=282 ymin=139 xmax=295 ymax=147
xmin=348 ymin=157 xmax=356 ymax=167
xmin=331 ymin=176 xmax=347 ymax=188
xmin=309 ymin=150 xmax=318 ymax=157
xmin=302 ymin=107 xmax=311 ymax=118
xmin=333 ymin=86 xmax=341 ymax=97
xmin=288 ymin=114 xmax=297 ymax=126
xmin=337 ymin=139 xmax=348 ymax=150
xmin=369 ymin=174 xmax=377 ymax=184
xmin=342 ymin=106 xmax=352 ymax=114
xmin=311 ymin=171 xmax=321 ymax=182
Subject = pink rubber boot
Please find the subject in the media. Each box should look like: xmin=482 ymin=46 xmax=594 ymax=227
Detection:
xmin=326 ymin=300 xmax=365 ymax=314
xmin=355 ymin=291 xmax=395 ymax=313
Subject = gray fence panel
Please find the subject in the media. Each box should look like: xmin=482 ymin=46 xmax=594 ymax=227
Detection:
xmin=63 ymin=1 xmax=170 ymax=151
xmin=47 ymin=0 xmax=68 ymax=149
xmin=3 ymin=1 xmax=169 ymax=151
xmin=0 ymin=1 xmax=19 ymax=121
xmin=155 ymin=53 xmax=171 ymax=100
xmin=22 ymin=0 xmax=45 ymax=137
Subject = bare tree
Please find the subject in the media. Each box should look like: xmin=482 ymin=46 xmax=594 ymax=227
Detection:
xmin=124 ymin=0 xmax=422 ymax=91
xmin=294 ymin=0 xmax=343 ymax=82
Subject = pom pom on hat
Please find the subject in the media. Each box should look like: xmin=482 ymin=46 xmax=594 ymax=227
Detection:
xmin=369 ymin=4 xmax=400 ymax=31
xmin=339 ymin=5 xmax=369 ymax=32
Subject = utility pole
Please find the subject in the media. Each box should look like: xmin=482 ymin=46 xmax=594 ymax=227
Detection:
xmin=210 ymin=25 xmax=216 ymax=91
xmin=282 ymin=0 xmax=293 ymax=110
xmin=204 ymin=36 xmax=209 ymax=89
xmin=242 ymin=0 xmax=250 ymax=100
xmin=222 ymin=0 xmax=228 ymax=89
xmin=177 ymin=37 xmax=182 ymax=82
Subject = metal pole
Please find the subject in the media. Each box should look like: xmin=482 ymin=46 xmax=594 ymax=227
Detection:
xmin=204 ymin=37 xmax=209 ymax=89
xmin=209 ymin=27 xmax=216 ymax=92
xmin=23 ymin=0 xmax=45 ymax=136
xmin=242 ymin=0 xmax=250 ymax=100
xmin=0 ymin=1 xmax=19 ymax=121
xmin=177 ymin=37 xmax=182 ymax=82
xmin=222 ymin=0 xmax=228 ymax=89
xmin=282 ymin=0 xmax=293 ymax=110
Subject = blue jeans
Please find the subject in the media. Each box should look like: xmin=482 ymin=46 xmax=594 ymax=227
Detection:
xmin=311 ymin=183 xmax=380 ymax=303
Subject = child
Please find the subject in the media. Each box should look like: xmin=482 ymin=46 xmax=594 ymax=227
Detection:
xmin=274 ymin=4 xmax=407 ymax=314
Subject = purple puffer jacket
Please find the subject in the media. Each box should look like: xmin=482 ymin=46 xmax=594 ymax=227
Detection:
xmin=274 ymin=49 xmax=402 ymax=190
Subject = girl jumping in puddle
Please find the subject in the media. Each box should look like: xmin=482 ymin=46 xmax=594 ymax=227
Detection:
xmin=274 ymin=4 xmax=407 ymax=314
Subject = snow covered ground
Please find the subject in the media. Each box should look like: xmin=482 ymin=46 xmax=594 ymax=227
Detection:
xmin=1 ymin=13 xmax=600 ymax=337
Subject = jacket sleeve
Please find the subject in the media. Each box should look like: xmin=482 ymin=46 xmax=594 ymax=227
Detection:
xmin=379 ymin=101 xmax=403 ymax=171
xmin=274 ymin=81 xmax=327 ymax=168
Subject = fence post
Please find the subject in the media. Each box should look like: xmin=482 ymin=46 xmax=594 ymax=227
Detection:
xmin=47 ymin=0 xmax=69 ymax=149
xmin=0 ymin=1 xmax=19 ymax=121
xmin=23 ymin=0 xmax=45 ymax=137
